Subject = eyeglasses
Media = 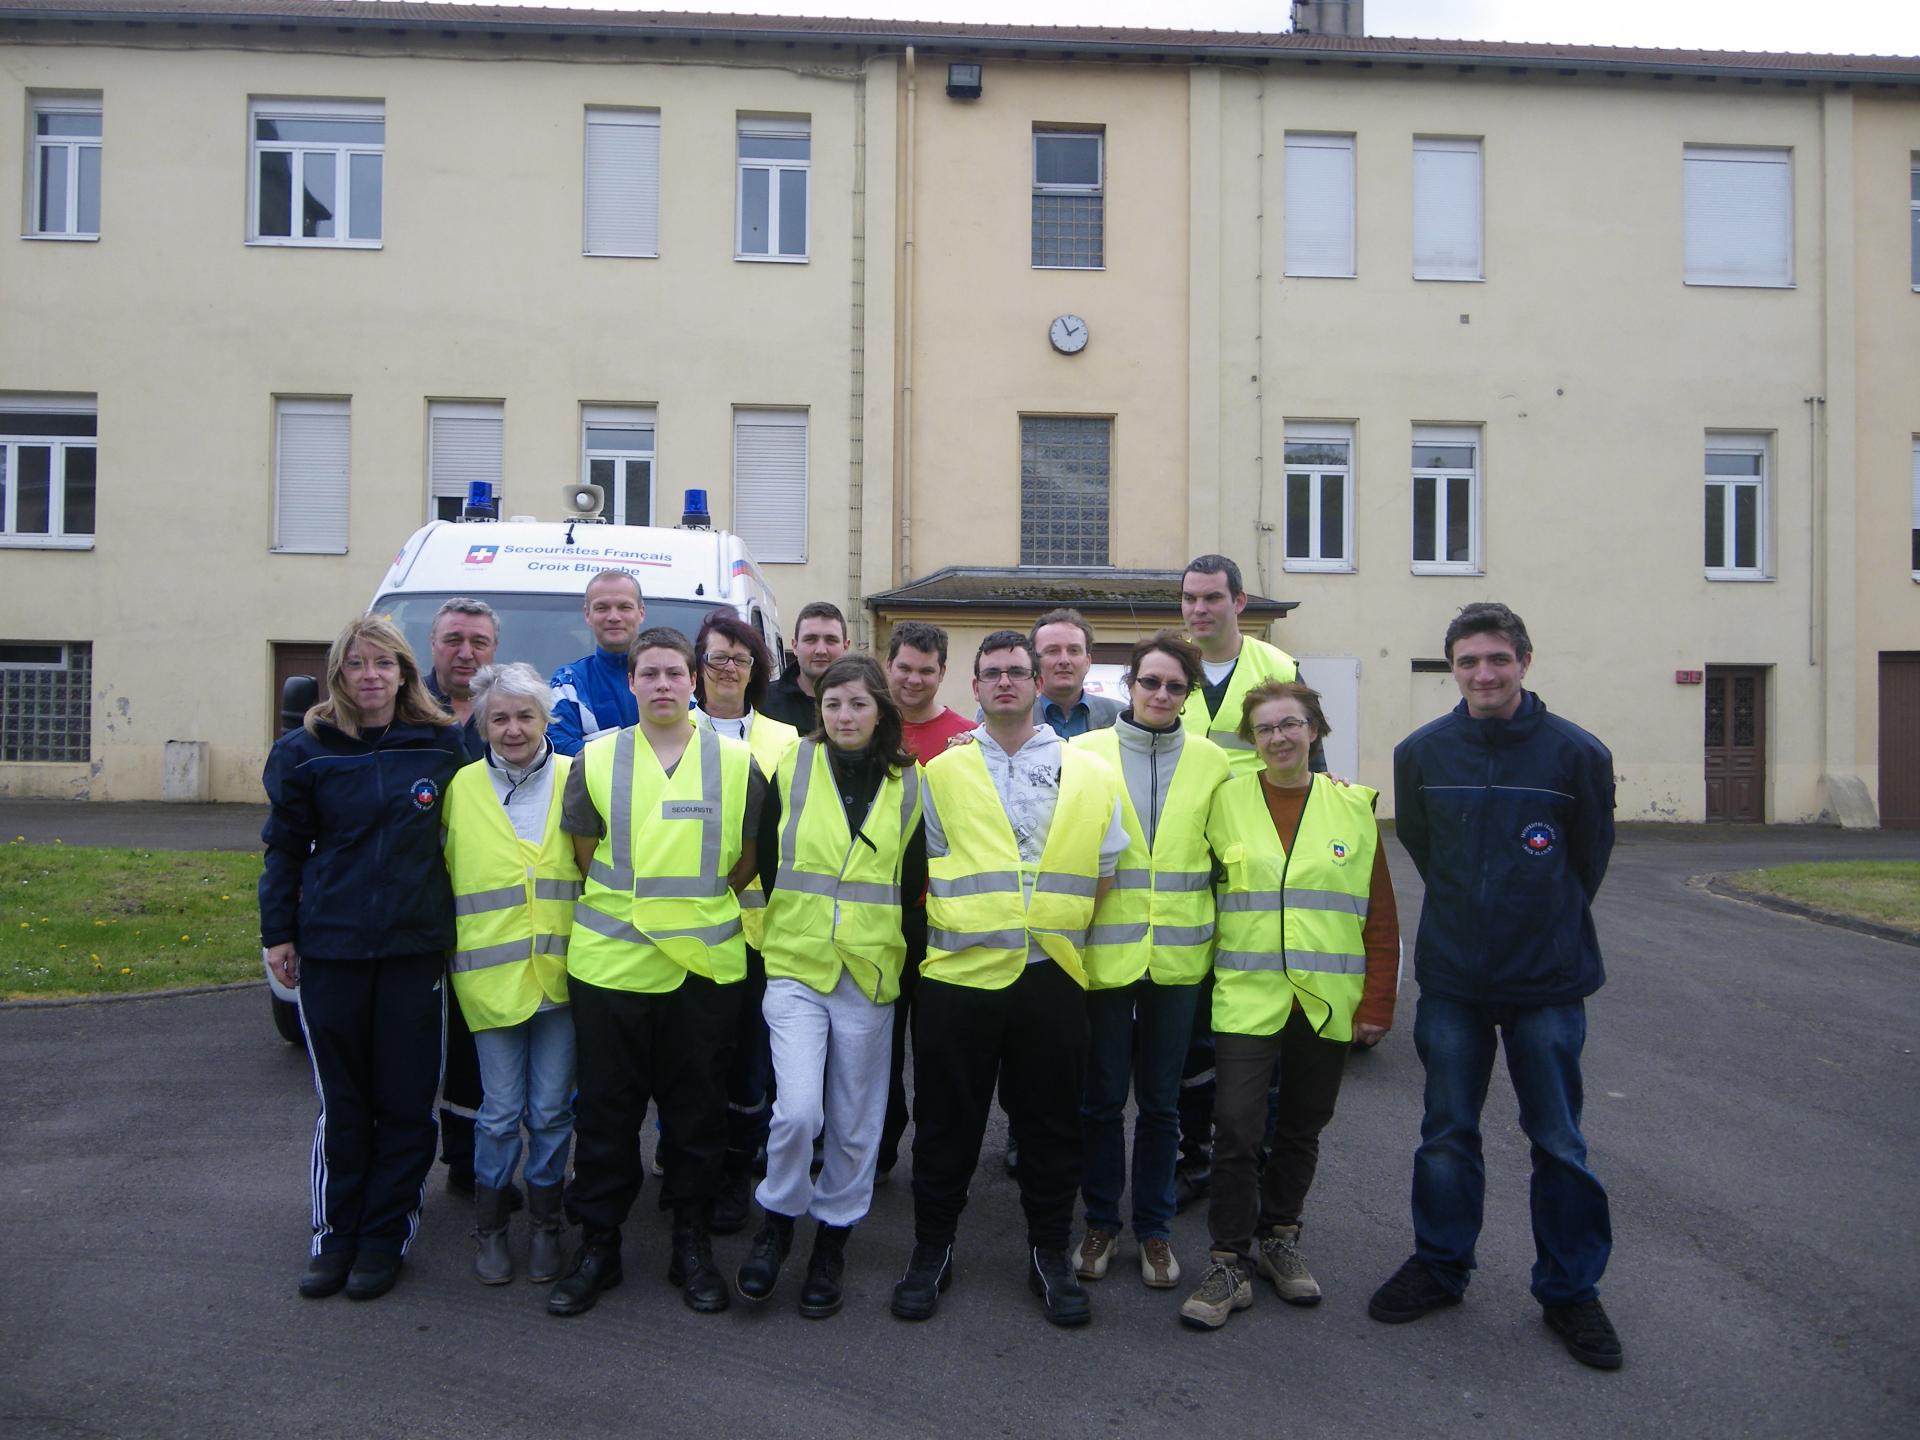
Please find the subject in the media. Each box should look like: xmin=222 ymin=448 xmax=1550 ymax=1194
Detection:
xmin=977 ymin=667 xmax=1034 ymax=683
xmin=1252 ymin=717 xmax=1312 ymax=739
xmin=1131 ymin=675 xmax=1191 ymax=697
xmin=702 ymin=653 xmax=754 ymax=671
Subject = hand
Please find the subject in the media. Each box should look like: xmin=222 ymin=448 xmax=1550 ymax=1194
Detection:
xmin=266 ymin=943 xmax=300 ymax=988
xmin=1352 ymin=1022 xmax=1387 ymax=1048
xmin=1326 ymin=772 xmax=1353 ymax=787
xmin=944 ymin=731 xmax=978 ymax=751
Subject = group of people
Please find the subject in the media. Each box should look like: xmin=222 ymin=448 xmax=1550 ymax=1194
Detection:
xmin=259 ymin=554 xmax=1624 ymax=1371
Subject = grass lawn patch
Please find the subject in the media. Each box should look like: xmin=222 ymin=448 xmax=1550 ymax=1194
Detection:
xmin=1718 ymin=861 xmax=1920 ymax=935
xmin=1 ymin=842 xmax=264 ymax=999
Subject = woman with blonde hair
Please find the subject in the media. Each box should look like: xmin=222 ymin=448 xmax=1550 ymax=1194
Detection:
xmin=260 ymin=614 xmax=469 ymax=1303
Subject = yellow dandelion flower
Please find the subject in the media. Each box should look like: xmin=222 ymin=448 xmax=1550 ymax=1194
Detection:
xmin=119 ymin=967 xmax=131 ymax=974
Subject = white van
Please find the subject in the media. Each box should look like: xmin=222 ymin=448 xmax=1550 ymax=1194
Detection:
xmin=369 ymin=501 xmax=786 ymax=682
xmin=264 ymin=489 xmax=785 ymax=1043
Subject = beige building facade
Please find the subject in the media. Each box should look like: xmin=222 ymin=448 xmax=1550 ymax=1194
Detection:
xmin=2 ymin=4 xmax=1916 ymax=824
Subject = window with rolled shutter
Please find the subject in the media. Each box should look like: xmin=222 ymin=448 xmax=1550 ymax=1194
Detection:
xmin=731 ymin=409 xmax=806 ymax=562
xmin=1684 ymin=146 xmax=1792 ymax=288
xmin=584 ymin=108 xmax=660 ymax=258
xmin=1413 ymin=137 xmax=1482 ymax=281
xmin=428 ymin=401 xmax=502 ymax=522
xmin=1285 ymin=133 xmax=1355 ymax=278
xmin=273 ymin=398 xmax=349 ymax=553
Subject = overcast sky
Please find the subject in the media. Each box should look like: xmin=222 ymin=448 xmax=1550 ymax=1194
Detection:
xmin=517 ymin=1 xmax=1918 ymax=56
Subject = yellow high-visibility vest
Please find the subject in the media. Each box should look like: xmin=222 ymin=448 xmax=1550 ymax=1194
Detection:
xmin=1208 ymin=771 xmax=1378 ymax=1041
xmin=922 ymin=742 xmax=1119 ymax=991
xmin=569 ymin=720 xmax=751 ymax=994
xmin=1180 ymin=636 xmax=1299 ymax=775
xmin=699 ymin=709 xmax=799 ymax=951
xmin=443 ymin=756 xmax=580 ymax=1031
xmin=1072 ymin=728 xmax=1229 ymax=989
xmin=761 ymin=740 xmax=923 ymax=1003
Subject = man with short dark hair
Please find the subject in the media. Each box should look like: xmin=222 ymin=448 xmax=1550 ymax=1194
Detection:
xmin=891 ymin=630 xmax=1126 ymax=1329
xmin=548 ymin=570 xmax=645 ymax=756
xmin=1370 ymin=602 xmax=1622 ymax=1372
xmin=762 ymin=601 xmax=850 ymax=732
xmin=1177 ymin=555 xmax=1298 ymax=774
xmin=1028 ymin=608 xmax=1121 ymax=738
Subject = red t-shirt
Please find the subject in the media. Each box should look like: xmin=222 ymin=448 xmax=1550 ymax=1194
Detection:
xmin=901 ymin=707 xmax=975 ymax=767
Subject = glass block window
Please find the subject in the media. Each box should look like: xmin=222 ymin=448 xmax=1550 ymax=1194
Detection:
xmin=1020 ymin=416 xmax=1110 ymax=567
xmin=0 ymin=642 xmax=91 ymax=762
xmin=1032 ymin=131 xmax=1104 ymax=269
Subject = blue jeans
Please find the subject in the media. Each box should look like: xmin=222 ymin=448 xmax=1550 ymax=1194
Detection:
xmin=1081 ymin=977 xmax=1201 ymax=1242
xmin=1411 ymin=992 xmax=1612 ymax=1306
xmin=472 ymin=1007 xmax=577 ymax=1191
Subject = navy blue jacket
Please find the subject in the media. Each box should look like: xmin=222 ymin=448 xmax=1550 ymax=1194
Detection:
xmin=258 ymin=718 xmax=468 ymax=959
xmin=1393 ymin=691 xmax=1614 ymax=1007
xmin=547 ymin=647 xmax=638 ymax=757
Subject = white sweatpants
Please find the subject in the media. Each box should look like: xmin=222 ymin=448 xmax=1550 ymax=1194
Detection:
xmin=755 ymin=970 xmax=895 ymax=1227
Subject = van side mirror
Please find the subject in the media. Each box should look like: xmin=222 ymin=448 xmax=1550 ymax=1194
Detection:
xmin=279 ymin=676 xmax=319 ymax=736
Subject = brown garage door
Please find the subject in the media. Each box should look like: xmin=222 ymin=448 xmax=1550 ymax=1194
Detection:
xmin=1880 ymin=653 xmax=1920 ymax=829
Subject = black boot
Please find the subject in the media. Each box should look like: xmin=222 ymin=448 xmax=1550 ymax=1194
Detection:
xmin=735 ymin=1212 xmax=795 ymax=1302
xmin=667 ymin=1211 xmax=731 ymax=1314
xmin=526 ymin=1182 xmax=566 ymax=1285
xmin=709 ymin=1155 xmax=753 ymax=1237
xmin=1028 ymin=1246 xmax=1092 ymax=1327
xmin=890 ymin=1241 xmax=953 ymax=1322
xmin=547 ymin=1226 xmax=622 ymax=1318
xmin=473 ymin=1184 xmax=514 ymax=1285
xmin=799 ymin=1223 xmax=851 ymax=1319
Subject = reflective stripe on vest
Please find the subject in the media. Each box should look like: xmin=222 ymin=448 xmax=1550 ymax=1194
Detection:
xmin=570 ymin=722 xmax=750 ymax=993
xmin=921 ymin=742 xmax=1119 ymax=991
xmin=1072 ymin=728 xmax=1229 ymax=990
xmin=700 ymin=710 xmax=799 ymax=950
xmin=444 ymin=755 xmax=578 ymax=1031
xmin=1178 ymin=638 xmax=1299 ymax=776
xmin=761 ymin=740 xmax=923 ymax=1003
xmin=1207 ymin=771 xmax=1378 ymax=1041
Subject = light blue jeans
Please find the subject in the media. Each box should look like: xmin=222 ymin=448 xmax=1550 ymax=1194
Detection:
xmin=472 ymin=1006 xmax=577 ymax=1191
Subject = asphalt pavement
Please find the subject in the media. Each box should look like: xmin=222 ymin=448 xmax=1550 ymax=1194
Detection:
xmin=1 ymin=815 xmax=1916 ymax=1439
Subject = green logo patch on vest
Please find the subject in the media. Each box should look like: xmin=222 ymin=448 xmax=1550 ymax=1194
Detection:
xmin=1328 ymin=839 xmax=1350 ymax=866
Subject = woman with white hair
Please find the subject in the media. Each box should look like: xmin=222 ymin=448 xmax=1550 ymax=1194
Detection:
xmin=441 ymin=661 xmax=583 ymax=1286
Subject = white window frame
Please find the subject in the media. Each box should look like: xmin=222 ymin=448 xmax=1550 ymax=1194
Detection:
xmin=1284 ymin=132 xmax=1356 ymax=279
xmin=0 ymin=393 xmax=96 ymax=550
xmin=1412 ymin=136 xmax=1483 ymax=281
xmin=0 ymin=642 xmax=70 ymax=672
xmin=736 ymin=116 xmax=809 ymax=263
xmin=272 ymin=397 xmax=350 ymax=555
xmin=1683 ymin=144 xmax=1793 ymax=289
xmin=582 ymin=405 xmax=657 ymax=527
xmin=1280 ymin=421 xmax=1356 ymax=573
xmin=427 ymin=401 xmax=503 ymax=524
xmin=248 ymin=97 xmax=384 ymax=249
xmin=1031 ymin=128 xmax=1105 ymax=271
xmin=1410 ymin=424 xmax=1481 ymax=575
xmin=731 ymin=408 xmax=808 ymax=562
xmin=1704 ymin=431 xmax=1771 ymax=582
xmin=583 ymin=107 xmax=661 ymax=259
xmin=1910 ymin=436 xmax=1919 ymax=581
xmin=28 ymin=94 xmax=101 ymax=240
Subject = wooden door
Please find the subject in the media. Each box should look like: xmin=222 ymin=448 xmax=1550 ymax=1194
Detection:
xmin=270 ymin=643 xmax=331 ymax=743
xmin=1879 ymin=653 xmax=1920 ymax=829
xmin=1704 ymin=665 xmax=1767 ymax=823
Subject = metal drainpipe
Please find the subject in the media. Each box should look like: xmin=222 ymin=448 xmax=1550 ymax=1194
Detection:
xmin=899 ymin=46 xmax=918 ymax=583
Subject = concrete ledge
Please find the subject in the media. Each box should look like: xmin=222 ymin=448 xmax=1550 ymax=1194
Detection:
xmin=1699 ymin=874 xmax=1920 ymax=950
xmin=0 ymin=978 xmax=266 ymax=1010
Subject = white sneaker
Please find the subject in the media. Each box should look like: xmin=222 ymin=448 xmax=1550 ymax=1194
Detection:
xmin=1139 ymin=1237 xmax=1181 ymax=1289
xmin=1073 ymin=1226 xmax=1118 ymax=1280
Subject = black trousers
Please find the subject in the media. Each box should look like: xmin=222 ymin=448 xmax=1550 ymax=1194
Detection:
xmin=1177 ymin=972 xmax=1217 ymax=1168
xmin=567 ymin=971 xmax=741 ymax=1235
xmin=298 ymin=952 xmax=445 ymax=1257
xmin=879 ymin=921 xmax=926 ymax=1170
xmin=1208 ymin=1003 xmax=1350 ymax=1265
xmin=438 ymin=985 xmax=481 ymax=1178
xmin=910 ymin=961 xmax=1088 ymax=1252
xmin=724 ymin=946 xmax=773 ymax=1167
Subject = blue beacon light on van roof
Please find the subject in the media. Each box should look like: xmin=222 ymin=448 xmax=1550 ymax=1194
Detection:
xmin=681 ymin=489 xmax=713 ymax=530
xmin=462 ymin=481 xmax=497 ymax=521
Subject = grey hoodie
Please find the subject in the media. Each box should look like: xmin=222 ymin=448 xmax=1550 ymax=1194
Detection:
xmin=1111 ymin=710 xmax=1187 ymax=849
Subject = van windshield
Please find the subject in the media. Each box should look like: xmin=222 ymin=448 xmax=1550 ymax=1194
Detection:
xmin=372 ymin=591 xmax=725 ymax=681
